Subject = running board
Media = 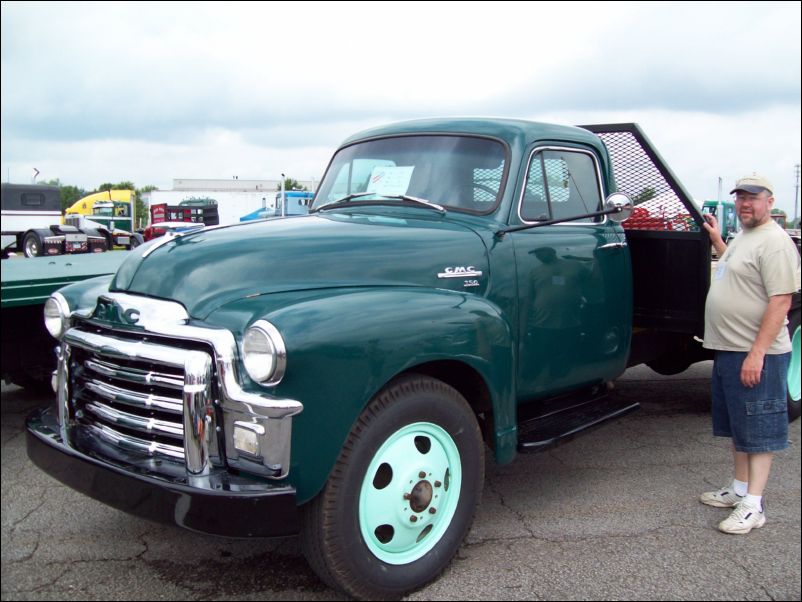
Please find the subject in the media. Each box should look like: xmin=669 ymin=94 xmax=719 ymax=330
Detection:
xmin=517 ymin=388 xmax=640 ymax=453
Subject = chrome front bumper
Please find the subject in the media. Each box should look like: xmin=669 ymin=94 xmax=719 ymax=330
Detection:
xmin=27 ymin=407 xmax=299 ymax=537
xmin=53 ymin=292 xmax=303 ymax=484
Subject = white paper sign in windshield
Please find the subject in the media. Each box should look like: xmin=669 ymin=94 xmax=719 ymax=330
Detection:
xmin=366 ymin=166 xmax=415 ymax=196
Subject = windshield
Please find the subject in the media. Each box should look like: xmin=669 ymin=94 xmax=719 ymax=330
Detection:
xmin=313 ymin=135 xmax=507 ymax=214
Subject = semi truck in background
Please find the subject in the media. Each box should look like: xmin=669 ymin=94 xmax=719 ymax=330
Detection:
xmin=64 ymin=189 xmax=144 ymax=250
xmin=239 ymin=191 xmax=315 ymax=222
xmin=64 ymin=189 xmax=135 ymax=221
xmin=1 ymin=185 xmax=145 ymax=257
xmin=701 ymin=199 xmax=739 ymax=245
xmin=142 ymin=198 xmax=220 ymax=241
xmin=1 ymin=183 xmax=110 ymax=257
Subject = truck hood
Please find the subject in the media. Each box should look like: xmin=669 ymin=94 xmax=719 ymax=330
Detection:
xmin=112 ymin=213 xmax=489 ymax=318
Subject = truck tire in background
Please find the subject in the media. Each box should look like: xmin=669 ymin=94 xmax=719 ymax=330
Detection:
xmin=787 ymin=302 xmax=801 ymax=422
xmin=129 ymin=233 xmax=144 ymax=249
xmin=22 ymin=231 xmax=44 ymax=257
xmin=301 ymin=375 xmax=484 ymax=600
xmin=646 ymin=353 xmax=692 ymax=376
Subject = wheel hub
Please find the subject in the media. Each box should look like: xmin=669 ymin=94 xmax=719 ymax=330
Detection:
xmin=408 ymin=479 xmax=433 ymax=512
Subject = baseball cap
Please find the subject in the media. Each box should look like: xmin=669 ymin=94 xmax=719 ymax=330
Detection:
xmin=730 ymin=174 xmax=773 ymax=195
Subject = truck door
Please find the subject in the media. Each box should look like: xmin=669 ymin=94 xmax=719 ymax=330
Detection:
xmin=511 ymin=147 xmax=631 ymax=400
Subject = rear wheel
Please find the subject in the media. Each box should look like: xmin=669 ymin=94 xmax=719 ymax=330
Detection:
xmin=647 ymin=353 xmax=691 ymax=376
xmin=301 ymin=375 xmax=484 ymax=600
xmin=129 ymin=233 xmax=144 ymax=249
xmin=787 ymin=306 xmax=801 ymax=422
xmin=22 ymin=231 xmax=44 ymax=257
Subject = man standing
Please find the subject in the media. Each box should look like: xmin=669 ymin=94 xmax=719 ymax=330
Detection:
xmin=701 ymin=174 xmax=801 ymax=534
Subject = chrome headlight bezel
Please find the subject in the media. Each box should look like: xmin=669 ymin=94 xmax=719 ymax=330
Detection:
xmin=242 ymin=320 xmax=287 ymax=386
xmin=44 ymin=293 xmax=71 ymax=340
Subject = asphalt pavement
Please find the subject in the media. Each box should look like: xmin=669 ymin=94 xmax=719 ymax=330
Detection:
xmin=2 ymin=362 xmax=800 ymax=600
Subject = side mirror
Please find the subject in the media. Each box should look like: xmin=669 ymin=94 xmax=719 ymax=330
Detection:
xmin=605 ymin=193 xmax=633 ymax=223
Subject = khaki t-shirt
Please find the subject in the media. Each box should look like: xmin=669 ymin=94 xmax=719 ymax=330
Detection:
xmin=704 ymin=220 xmax=801 ymax=353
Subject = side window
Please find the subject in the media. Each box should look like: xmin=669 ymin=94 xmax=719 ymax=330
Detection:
xmin=521 ymin=155 xmax=549 ymax=221
xmin=22 ymin=193 xmax=45 ymax=207
xmin=521 ymin=149 xmax=603 ymax=223
xmin=725 ymin=206 xmax=737 ymax=232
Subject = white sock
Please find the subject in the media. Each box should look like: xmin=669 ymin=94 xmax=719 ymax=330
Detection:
xmin=732 ymin=479 xmax=748 ymax=497
xmin=743 ymin=494 xmax=763 ymax=511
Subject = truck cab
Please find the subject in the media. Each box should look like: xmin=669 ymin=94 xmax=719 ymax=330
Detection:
xmin=702 ymin=199 xmax=739 ymax=242
xmin=239 ymin=190 xmax=315 ymax=221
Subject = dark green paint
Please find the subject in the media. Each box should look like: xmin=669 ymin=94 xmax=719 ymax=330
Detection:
xmin=50 ymin=119 xmax=633 ymax=505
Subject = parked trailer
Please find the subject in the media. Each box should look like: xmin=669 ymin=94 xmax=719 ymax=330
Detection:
xmin=1 ymin=184 xmax=111 ymax=257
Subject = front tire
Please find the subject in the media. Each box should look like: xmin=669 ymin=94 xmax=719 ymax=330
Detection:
xmin=301 ymin=375 xmax=484 ymax=600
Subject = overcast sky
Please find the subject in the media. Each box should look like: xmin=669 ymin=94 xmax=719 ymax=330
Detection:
xmin=2 ymin=1 xmax=800 ymax=216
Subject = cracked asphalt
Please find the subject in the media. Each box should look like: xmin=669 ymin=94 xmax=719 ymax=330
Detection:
xmin=2 ymin=362 xmax=800 ymax=600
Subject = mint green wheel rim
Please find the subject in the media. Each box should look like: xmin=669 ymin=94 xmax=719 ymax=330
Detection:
xmin=789 ymin=325 xmax=801 ymax=402
xmin=358 ymin=422 xmax=461 ymax=565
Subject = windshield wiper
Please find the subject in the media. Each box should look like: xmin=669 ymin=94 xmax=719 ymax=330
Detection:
xmin=314 ymin=192 xmax=375 ymax=212
xmin=378 ymin=195 xmax=446 ymax=214
xmin=315 ymin=193 xmax=446 ymax=214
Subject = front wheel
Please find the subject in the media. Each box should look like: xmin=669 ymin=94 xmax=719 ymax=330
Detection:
xmin=301 ymin=375 xmax=484 ymax=600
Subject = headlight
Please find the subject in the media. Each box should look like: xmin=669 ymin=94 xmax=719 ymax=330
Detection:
xmin=44 ymin=294 xmax=70 ymax=339
xmin=242 ymin=320 xmax=286 ymax=385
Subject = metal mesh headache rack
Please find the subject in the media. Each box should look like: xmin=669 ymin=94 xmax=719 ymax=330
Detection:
xmin=580 ymin=124 xmax=703 ymax=232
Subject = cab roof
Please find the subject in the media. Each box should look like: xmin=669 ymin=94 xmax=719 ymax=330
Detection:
xmin=340 ymin=117 xmax=603 ymax=152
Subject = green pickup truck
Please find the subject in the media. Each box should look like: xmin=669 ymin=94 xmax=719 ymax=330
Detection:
xmin=25 ymin=119 xmax=801 ymax=600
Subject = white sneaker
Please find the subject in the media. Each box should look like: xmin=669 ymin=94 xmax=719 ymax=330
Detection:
xmin=699 ymin=487 xmax=744 ymax=508
xmin=718 ymin=502 xmax=766 ymax=534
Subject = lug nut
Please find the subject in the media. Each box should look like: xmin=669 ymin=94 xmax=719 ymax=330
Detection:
xmin=434 ymin=481 xmax=442 ymax=488
xmin=410 ymin=516 xmax=418 ymax=523
xmin=429 ymin=507 xmax=437 ymax=514
xmin=419 ymin=471 xmax=427 ymax=479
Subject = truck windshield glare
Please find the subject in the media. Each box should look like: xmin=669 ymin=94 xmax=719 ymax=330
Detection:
xmin=313 ymin=135 xmax=506 ymax=214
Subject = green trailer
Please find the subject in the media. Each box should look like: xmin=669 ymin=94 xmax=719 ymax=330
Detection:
xmin=1 ymin=252 xmax=129 ymax=389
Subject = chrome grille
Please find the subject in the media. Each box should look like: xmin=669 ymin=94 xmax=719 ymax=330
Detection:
xmin=65 ymin=328 xmax=215 ymax=464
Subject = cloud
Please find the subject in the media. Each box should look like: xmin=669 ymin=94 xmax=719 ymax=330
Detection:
xmin=1 ymin=2 xmax=799 ymax=215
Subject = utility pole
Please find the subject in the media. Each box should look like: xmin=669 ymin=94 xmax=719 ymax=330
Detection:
xmin=280 ymin=173 xmax=286 ymax=217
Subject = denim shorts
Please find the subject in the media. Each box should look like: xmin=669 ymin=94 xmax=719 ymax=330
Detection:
xmin=711 ymin=351 xmax=790 ymax=453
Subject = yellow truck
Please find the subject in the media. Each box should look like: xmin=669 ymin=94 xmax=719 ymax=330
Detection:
xmin=64 ymin=189 xmax=135 ymax=219
xmin=63 ymin=190 xmax=143 ymax=249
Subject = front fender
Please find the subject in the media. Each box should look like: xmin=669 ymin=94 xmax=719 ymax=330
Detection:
xmin=208 ymin=287 xmax=515 ymax=503
xmin=53 ymin=274 xmax=116 ymax=315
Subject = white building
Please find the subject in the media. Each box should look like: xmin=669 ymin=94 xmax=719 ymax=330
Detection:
xmin=143 ymin=178 xmax=318 ymax=226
